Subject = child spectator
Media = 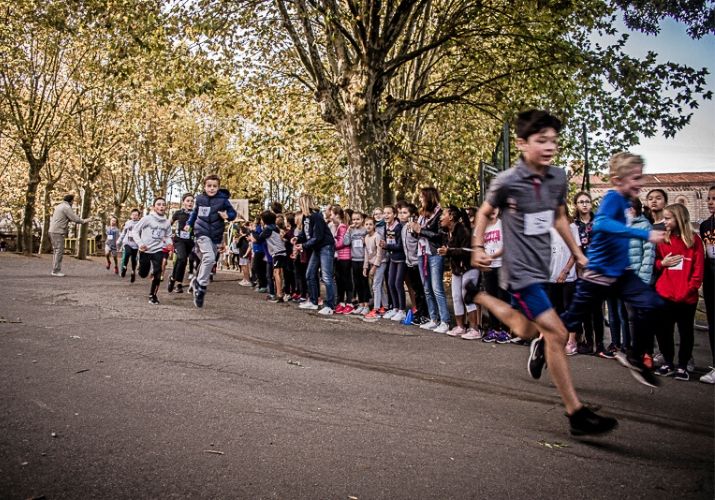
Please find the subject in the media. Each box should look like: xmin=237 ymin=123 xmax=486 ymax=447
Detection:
xmin=399 ymin=203 xmax=430 ymax=326
xmin=344 ymin=211 xmax=370 ymax=314
xmin=474 ymin=209 xmax=508 ymax=342
xmin=382 ymin=205 xmax=407 ymax=323
xmin=700 ymin=186 xmax=715 ymax=384
xmin=332 ymin=207 xmax=354 ymax=314
xmin=252 ymin=210 xmax=288 ymax=303
xmin=363 ymin=217 xmax=386 ymax=321
xmin=654 ymin=203 xmax=704 ymax=380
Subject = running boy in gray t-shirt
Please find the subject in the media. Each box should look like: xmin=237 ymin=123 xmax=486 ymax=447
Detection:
xmin=470 ymin=110 xmax=617 ymax=437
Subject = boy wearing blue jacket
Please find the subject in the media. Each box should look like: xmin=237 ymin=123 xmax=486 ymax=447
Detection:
xmin=185 ymin=174 xmax=237 ymax=308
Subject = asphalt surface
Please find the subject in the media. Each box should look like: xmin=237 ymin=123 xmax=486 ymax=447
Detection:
xmin=0 ymin=253 xmax=713 ymax=499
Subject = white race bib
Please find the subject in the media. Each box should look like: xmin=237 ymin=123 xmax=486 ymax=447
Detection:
xmin=106 ymin=234 xmax=114 ymax=240
xmin=198 ymin=206 xmax=210 ymax=217
xmin=179 ymin=231 xmax=191 ymax=239
xmin=670 ymin=258 xmax=684 ymax=271
xmin=524 ymin=210 xmax=554 ymax=236
xmin=386 ymin=238 xmax=396 ymax=246
xmin=707 ymin=244 xmax=715 ymax=260
xmin=352 ymin=239 xmax=364 ymax=249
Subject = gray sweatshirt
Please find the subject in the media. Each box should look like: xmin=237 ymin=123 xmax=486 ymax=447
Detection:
xmin=117 ymin=219 xmax=139 ymax=249
xmin=49 ymin=201 xmax=86 ymax=235
xmin=401 ymin=224 xmax=419 ymax=267
xmin=132 ymin=213 xmax=172 ymax=253
xmin=343 ymin=227 xmax=367 ymax=261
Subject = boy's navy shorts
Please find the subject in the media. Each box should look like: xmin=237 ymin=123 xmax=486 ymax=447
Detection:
xmin=508 ymin=283 xmax=553 ymax=321
xmin=273 ymin=255 xmax=287 ymax=269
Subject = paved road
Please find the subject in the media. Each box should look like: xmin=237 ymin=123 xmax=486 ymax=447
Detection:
xmin=0 ymin=253 xmax=712 ymax=499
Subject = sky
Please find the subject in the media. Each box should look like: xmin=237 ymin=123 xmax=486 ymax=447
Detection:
xmin=618 ymin=18 xmax=715 ymax=174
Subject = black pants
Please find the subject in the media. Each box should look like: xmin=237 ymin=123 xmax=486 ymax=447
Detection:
xmin=405 ymin=264 xmax=429 ymax=319
xmin=252 ymin=251 xmax=267 ymax=288
xmin=121 ymin=245 xmax=138 ymax=272
xmin=283 ymin=258 xmax=295 ymax=295
xmin=352 ymin=261 xmax=371 ymax=303
xmin=295 ymin=259 xmax=308 ymax=297
xmin=139 ymin=251 xmax=164 ymax=297
xmin=387 ymin=260 xmax=406 ymax=310
xmin=547 ymin=281 xmax=576 ymax=316
xmin=704 ymin=265 xmax=714 ymax=364
xmin=483 ymin=268 xmax=510 ymax=330
xmin=171 ymin=238 xmax=193 ymax=283
xmin=655 ymin=300 xmax=697 ymax=369
xmin=335 ymin=259 xmax=354 ymax=303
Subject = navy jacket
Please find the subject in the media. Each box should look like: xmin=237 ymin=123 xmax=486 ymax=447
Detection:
xmin=384 ymin=221 xmax=406 ymax=262
xmin=297 ymin=211 xmax=334 ymax=251
xmin=187 ymin=188 xmax=237 ymax=244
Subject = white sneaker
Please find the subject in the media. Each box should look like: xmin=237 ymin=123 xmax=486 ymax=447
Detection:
xmin=700 ymin=367 xmax=715 ymax=384
xmin=390 ymin=310 xmax=406 ymax=322
xmin=461 ymin=328 xmax=483 ymax=340
xmin=239 ymin=280 xmax=252 ymax=287
xmin=51 ymin=272 xmax=65 ymax=277
xmin=382 ymin=309 xmax=397 ymax=319
xmin=420 ymin=320 xmax=438 ymax=330
xmin=433 ymin=322 xmax=450 ymax=334
xmin=446 ymin=326 xmax=465 ymax=337
xmin=318 ymin=306 xmax=334 ymax=315
xmin=299 ymin=301 xmax=319 ymax=310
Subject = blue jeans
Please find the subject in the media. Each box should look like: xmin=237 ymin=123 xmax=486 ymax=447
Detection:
xmin=607 ymin=296 xmax=630 ymax=348
xmin=420 ymin=254 xmax=450 ymax=324
xmin=562 ymin=270 xmax=663 ymax=359
xmin=307 ymin=244 xmax=336 ymax=308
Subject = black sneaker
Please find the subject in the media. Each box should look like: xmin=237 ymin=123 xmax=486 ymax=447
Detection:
xmin=167 ymin=278 xmax=175 ymax=293
xmin=569 ymin=406 xmax=618 ymax=436
xmin=656 ymin=364 xmax=675 ymax=377
xmin=413 ymin=315 xmax=431 ymax=326
xmin=193 ymin=286 xmax=206 ymax=308
xmin=463 ymin=281 xmax=480 ymax=305
xmin=615 ymin=352 xmax=660 ymax=388
xmin=528 ymin=337 xmax=546 ymax=380
xmin=674 ymin=368 xmax=690 ymax=381
xmin=176 ymin=284 xmax=184 ymax=294
xmin=596 ymin=349 xmax=616 ymax=359
xmin=130 ymin=272 xmax=136 ymax=283
xmin=149 ymin=295 xmax=160 ymax=305
xmin=120 ymin=267 xmax=127 ymax=278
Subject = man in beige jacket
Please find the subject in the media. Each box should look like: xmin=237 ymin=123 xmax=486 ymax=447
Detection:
xmin=49 ymin=194 xmax=91 ymax=276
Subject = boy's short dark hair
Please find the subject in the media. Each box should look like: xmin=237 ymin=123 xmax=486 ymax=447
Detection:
xmin=203 ymin=174 xmax=220 ymax=185
xmin=181 ymin=193 xmax=193 ymax=202
xmin=131 ymin=208 xmax=140 ymax=214
xmin=260 ymin=210 xmax=277 ymax=225
xmin=270 ymin=201 xmax=283 ymax=214
xmin=407 ymin=203 xmax=418 ymax=216
xmin=154 ymin=197 xmax=165 ymax=205
xmin=63 ymin=194 xmax=75 ymax=203
xmin=515 ymin=110 xmax=562 ymax=140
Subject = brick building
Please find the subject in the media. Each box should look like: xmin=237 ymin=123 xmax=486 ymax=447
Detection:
xmin=579 ymin=172 xmax=715 ymax=223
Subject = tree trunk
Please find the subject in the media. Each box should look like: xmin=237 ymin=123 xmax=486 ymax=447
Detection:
xmin=337 ymin=115 xmax=388 ymax=213
xmin=77 ymin=185 xmax=93 ymax=259
xmin=39 ymin=181 xmax=56 ymax=254
xmin=21 ymin=155 xmax=44 ymax=255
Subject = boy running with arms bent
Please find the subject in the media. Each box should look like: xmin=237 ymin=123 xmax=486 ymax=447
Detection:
xmin=470 ymin=110 xmax=617 ymax=436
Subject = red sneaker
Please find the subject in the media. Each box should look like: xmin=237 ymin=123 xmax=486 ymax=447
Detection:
xmin=377 ymin=306 xmax=387 ymax=317
xmin=341 ymin=304 xmax=354 ymax=315
xmin=643 ymin=353 xmax=653 ymax=370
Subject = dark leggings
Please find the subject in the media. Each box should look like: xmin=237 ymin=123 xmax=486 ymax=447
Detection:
xmin=656 ymin=300 xmax=697 ymax=369
xmin=121 ymin=246 xmax=138 ymax=272
xmin=405 ymin=265 xmax=429 ymax=319
xmin=704 ymin=267 xmax=714 ymax=364
xmin=252 ymin=251 xmax=267 ymax=288
xmin=547 ymin=281 xmax=576 ymax=316
xmin=139 ymin=251 xmax=164 ymax=296
xmin=352 ymin=261 xmax=371 ymax=303
xmin=335 ymin=259 xmax=354 ymax=303
xmin=171 ymin=238 xmax=193 ymax=283
xmin=387 ymin=260 xmax=406 ymax=310
xmin=295 ymin=259 xmax=308 ymax=297
xmin=483 ymin=268 xmax=510 ymax=330
xmin=581 ymin=301 xmax=605 ymax=348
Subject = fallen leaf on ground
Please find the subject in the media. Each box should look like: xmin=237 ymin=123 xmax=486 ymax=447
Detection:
xmin=203 ymin=450 xmax=224 ymax=455
xmin=537 ymin=440 xmax=569 ymax=449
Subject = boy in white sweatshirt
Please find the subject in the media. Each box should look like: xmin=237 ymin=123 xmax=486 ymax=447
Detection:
xmin=132 ymin=198 xmax=173 ymax=304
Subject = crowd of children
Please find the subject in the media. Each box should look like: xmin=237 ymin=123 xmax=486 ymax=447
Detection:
xmin=100 ymin=111 xmax=714 ymax=437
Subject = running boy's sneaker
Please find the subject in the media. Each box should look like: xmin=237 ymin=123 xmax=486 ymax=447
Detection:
xmin=168 ymin=278 xmax=175 ymax=293
xmin=461 ymin=328 xmax=482 ymax=340
xmin=120 ymin=267 xmax=127 ymax=278
xmin=299 ymin=301 xmax=319 ymax=310
xmin=481 ymin=330 xmax=498 ymax=343
xmin=614 ymin=352 xmax=660 ymax=388
xmin=193 ymin=285 xmax=206 ymax=308
xmin=496 ymin=331 xmax=511 ymax=344
xmin=527 ymin=337 xmax=546 ymax=380
xmin=674 ymin=368 xmax=689 ymax=381
xmin=51 ymin=272 xmax=66 ymax=277
xmin=318 ymin=306 xmax=334 ymax=315
xmin=149 ymin=295 xmax=160 ymax=305
xmin=176 ymin=284 xmax=184 ymax=294
xmin=130 ymin=272 xmax=136 ymax=283
xmin=568 ymin=406 xmax=618 ymax=436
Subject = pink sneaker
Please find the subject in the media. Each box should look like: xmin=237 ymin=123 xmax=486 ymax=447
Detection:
xmin=565 ymin=340 xmax=578 ymax=356
xmin=446 ymin=326 xmax=465 ymax=337
xmin=461 ymin=328 xmax=483 ymax=340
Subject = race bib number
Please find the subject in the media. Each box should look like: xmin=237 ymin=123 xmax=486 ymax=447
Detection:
xmin=524 ymin=210 xmax=553 ymax=236
xmin=198 ymin=206 xmax=210 ymax=217
xmin=670 ymin=258 xmax=684 ymax=271
xmin=707 ymin=244 xmax=715 ymax=260
xmin=106 ymin=234 xmax=114 ymax=240
xmin=352 ymin=239 xmax=364 ymax=249
xmin=386 ymin=238 xmax=396 ymax=246
xmin=179 ymin=231 xmax=191 ymax=239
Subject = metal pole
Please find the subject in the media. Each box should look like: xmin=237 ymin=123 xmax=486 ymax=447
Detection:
xmin=502 ymin=121 xmax=510 ymax=171
xmin=582 ymin=124 xmax=590 ymax=193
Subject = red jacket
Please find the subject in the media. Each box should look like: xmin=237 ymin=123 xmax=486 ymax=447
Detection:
xmin=655 ymin=233 xmax=705 ymax=304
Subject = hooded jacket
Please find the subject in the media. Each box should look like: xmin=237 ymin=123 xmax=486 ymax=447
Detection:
xmin=297 ymin=211 xmax=334 ymax=251
xmin=187 ymin=188 xmax=237 ymax=244
xmin=655 ymin=233 xmax=704 ymax=304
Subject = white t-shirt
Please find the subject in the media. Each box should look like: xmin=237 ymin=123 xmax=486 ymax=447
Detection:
xmin=484 ymin=219 xmax=503 ymax=268
xmin=549 ymin=224 xmax=580 ymax=283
